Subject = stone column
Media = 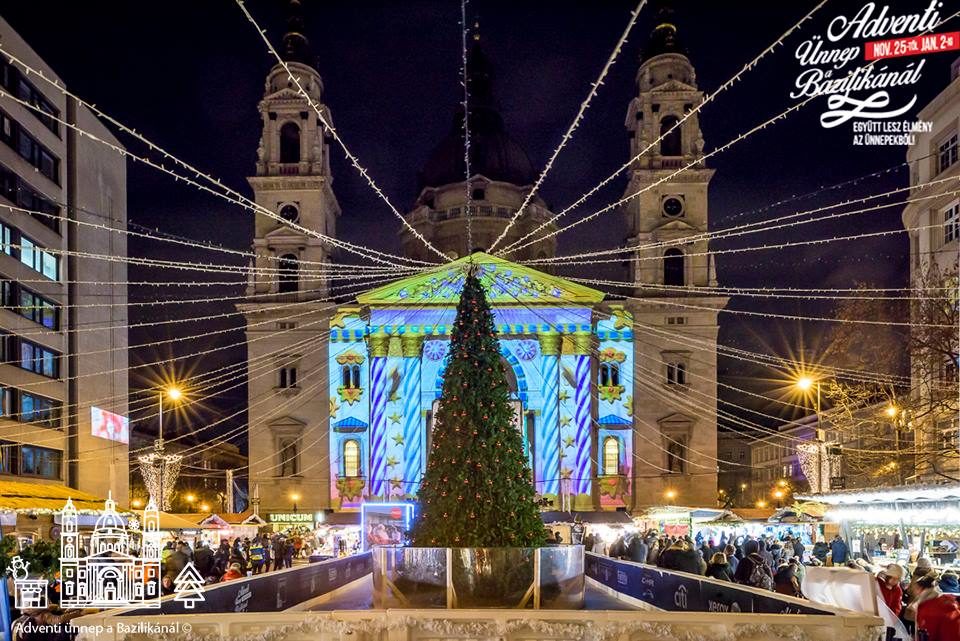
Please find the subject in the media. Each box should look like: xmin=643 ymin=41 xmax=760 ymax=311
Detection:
xmin=400 ymin=333 xmax=424 ymax=497
xmin=572 ymin=331 xmax=593 ymax=500
xmin=538 ymin=332 xmax=561 ymax=497
xmin=367 ymin=331 xmax=390 ymax=500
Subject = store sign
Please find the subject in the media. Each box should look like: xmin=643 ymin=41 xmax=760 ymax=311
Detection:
xmin=268 ymin=513 xmax=314 ymax=524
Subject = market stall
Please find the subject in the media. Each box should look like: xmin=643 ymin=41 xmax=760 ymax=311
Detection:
xmin=634 ymin=506 xmax=725 ymax=538
xmin=797 ymin=483 xmax=960 ymax=571
xmin=313 ymin=511 xmax=362 ymax=557
xmin=198 ymin=511 xmax=267 ymax=546
xmin=0 ymin=480 xmax=120 ymax=545
xmin=540 ymin=510 xmax=635 ymax=548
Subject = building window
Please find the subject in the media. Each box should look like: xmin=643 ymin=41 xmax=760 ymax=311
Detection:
xmin=471 ymin=188 xmax=485 ymax=201
xmin=663 ymin=248 xmax=684 ymax=286
xmin=938 ymin=418 xmax=959 ymax=452
xmin=660 ymin=116 xmax=682 ymax=157
xmin=19 ymin=340 xmax=59 ymax=378
xmin=279 ymin=438 xmax=299 ymax=477
xmin=599 ymin=363 xmax=620 ymax=387
xmin=938 ymin=133 xmax=958 ymax=174
xmin=19 ymin=445 xmax=60 ymax=479
xmin=602 ymin=437 xmax=620 ymax=475
xmin=0 ymin=222 xmax=11 ymax=255
xmin=343 ymin=440 xmax=360 ymax=478
xmin=277 ymin=321 xmax=297 ymax=330
xmin=0 ymin=166 xmax=59 ymax=230
xmin=279 ymin=122 xmax=300 ymax=164
xmin=341 ymin=364 xmax=361 ymax=389
xmin=278 ymin=253 xmax=298 ymax=293
xmin=0 ymin=60 xmax=60 ymax=136
xmin=0 ymin=110 xmax=59 ymax=184
xmin=278 ymin=366 xmax=298 ymax=389
xmin=666 ymin=316 xmax=686 ymax=325
xmin=666 ymin=361 xmax=687 ymax=386
xmin=18 ymin=288 xmax=58 ymax=329
xmin=945 ymin=201 xmax=959 ymax=245
xmin=19 ymin=392 xmax=60 ymax=428
xmin=667 ymin=440 xmax=686 ymax=473
xmin=19 ymin=236 xmax=58 ymax=280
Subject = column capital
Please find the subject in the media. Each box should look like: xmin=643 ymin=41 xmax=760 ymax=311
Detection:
xmin=538 ymin=331 xmax=561 ymax=356
xmin=400 ymin=333 xmax=425 ymax=358
xmin=367 ymin=330 xmax=390 ymax=358
xmin=572 ymin=330 xmax=593 ymax=356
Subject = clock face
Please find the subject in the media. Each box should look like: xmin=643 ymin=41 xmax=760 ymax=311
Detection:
xmin=280 ymin=204 xmax=300 ymax=223
xmin=662 ymin=197 xmax=684 ymax=217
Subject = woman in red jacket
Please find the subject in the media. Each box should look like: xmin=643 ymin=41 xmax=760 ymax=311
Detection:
xmin=917 ymin=592 xmax=960 ymax=641
xmin=876 ymin=564 xmax=905 ymax=617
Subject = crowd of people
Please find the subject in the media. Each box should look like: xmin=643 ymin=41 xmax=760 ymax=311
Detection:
xmin=585 ymin=528 xmax=960 ymax=640
xmin=159 ymin=532 xmax=311 ymax=589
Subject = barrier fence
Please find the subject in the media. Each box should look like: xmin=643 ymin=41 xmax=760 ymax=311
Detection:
xmin=118 ymin=552 xmax=373 ymax=616
xmin=585 ymin=552 xmax=837 ymax=615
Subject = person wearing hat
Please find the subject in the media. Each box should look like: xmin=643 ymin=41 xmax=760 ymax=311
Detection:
xmin=940 ymin=571 xmax=960 ymax=595
xmin=877 ymin=563 xmax=905 ymax=617
xmin=222 ymin=562 xmax=245 ymax=582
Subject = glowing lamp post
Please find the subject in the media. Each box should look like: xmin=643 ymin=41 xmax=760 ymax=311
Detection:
xmin=291 ymin=492 xmax=301 ymax=513
xmin=138 ymin=384 xmax=185 ymax=511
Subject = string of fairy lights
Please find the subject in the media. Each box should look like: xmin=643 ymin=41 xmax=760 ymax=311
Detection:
xmin=486 ymin=0 xmax=646 ymax=254
xmin=0 ymin=0 xmax=953 ymax=509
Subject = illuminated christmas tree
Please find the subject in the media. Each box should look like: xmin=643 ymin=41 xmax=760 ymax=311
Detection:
xmin=412 ymin=266 xmax=547 ymax=547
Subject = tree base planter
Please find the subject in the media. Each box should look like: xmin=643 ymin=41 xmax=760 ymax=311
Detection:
xmin=373 ymin=546 xmax=585 ymax=609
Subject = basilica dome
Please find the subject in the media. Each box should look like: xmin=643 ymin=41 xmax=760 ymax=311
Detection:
xmin=418 ymin=42 xmax=536 ymax=190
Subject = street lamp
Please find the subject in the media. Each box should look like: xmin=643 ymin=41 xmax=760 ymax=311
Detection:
xmin=795 ymin=374 xmax=826 ymax=492
xmin=664 ymin=489 xmax=677 ymax=504
xmin=291 ymin=492 xmax=301 ymax=513
xmin=199 ymin=503 xmax=210 ymax=512
xmin=756 ymin=499 xmax=768 ymax=508
xmin=131 ymin=498 xmax=143 ymax=509
xmin=772 ymin=489 xmax=785 ymax=508
xmin=155 ymin=384 xmax=184 ymax=509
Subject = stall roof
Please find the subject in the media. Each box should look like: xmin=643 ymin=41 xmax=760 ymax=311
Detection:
xmin=201 ymin=511 xmax=267 ymax=526
xmin=796 ymin=482 xmax=960 ymax=505
xmin=731 ymin=507 xmax=776 ymax=521
xmin=540 ymin=511 xmax=633 ymax=524
xmin=0 ymin=480 xmax=109 ymax=512
xmin=136 ymin=510 xmax=210 ymax=530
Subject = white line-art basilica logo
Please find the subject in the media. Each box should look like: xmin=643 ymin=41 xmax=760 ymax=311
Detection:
xmin=7 ymin=495 xmax=205 ymax=610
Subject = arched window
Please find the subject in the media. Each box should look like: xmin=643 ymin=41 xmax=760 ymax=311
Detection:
xmin=279 ymin=366 xmax=297 ymax=388
xmin=666 ymin=361 xmax=687 ymax=386
xmin=663 ymin=248 xmax=685 ymax=287
xmin=603 ymin=437 xmax=620 ymax=475
xmin=660 ymin=116 xmax=681 ymax=157
xmin=341 ymin=365 xmax=361 ymax=389
xmin=667 ymin=441 xmax=685 ymax=473
xmin=278 ymin=253 xmax=299 ymax=293
xmin=343 ymin=440 xmax=360 ymax=478
xmin=599 ymin=363 xmax=620 ymax=387
xmin=279 ymin=122 xmax=301 ymax=163
xmin=279 ymin=438 xmax=299 ymax=476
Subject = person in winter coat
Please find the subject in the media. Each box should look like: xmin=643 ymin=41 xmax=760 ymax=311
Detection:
xmin=724 ymin=544 xmax=739 ymax=575
xmin=658 ymin=540 xmax=703 ymax=575
xmin=284 ymin=539 xmax=295 ymax=568
xmin=907 ymin=573 xmax=942 ymax=623
xmin=163 ymin=543 xmax=189 ymax=581
xmin=876 ymin=564 xmax=905 ymax=617
xmin=705 ymin=552 xmax=734 ymax=582
xmin=812 ymin=540 xmax=829 ymax=564
xmin=830 ymin=536 xmax=849 ymax=565
xmin=193 ymin=542 xmax=215 ymax=579
xmin=734 ymin=539 xmax=774 ymax=590
xmin=774 ymin=561 xmax=802 ymax=598
xmin=940 ymin=572 xmax=960 ymax=595
xmin=792 ymin=537 xmax=805 ymax=560
xmin=917 ymin=590 xmax=960 ymax=641
xmin=628 ymin=534 xmax=648 ymax=564
xmin=646 ymin=539 xmax=660 ymax=565
xmin=249 ymin=538 xmax=266 ymax=575
xmin=222 ymin=562 xmax=245 ymax=582
xmin=272 ymin=536 xmax=285 ymax=572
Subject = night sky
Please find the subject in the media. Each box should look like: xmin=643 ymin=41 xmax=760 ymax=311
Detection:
xmin=3 ymin=1 xmax=956 ymax=456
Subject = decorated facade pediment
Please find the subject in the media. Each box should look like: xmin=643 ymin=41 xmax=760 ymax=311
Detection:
xmin=650 ymin=78 xmax=697 ymax=93
xmin=356 ymin=252 xmax=604 ymax=306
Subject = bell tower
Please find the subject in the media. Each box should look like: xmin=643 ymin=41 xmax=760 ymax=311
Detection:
xmin=247 ymin=0 xmax=340 ymax=301
xmin=622 ymin=6 xmax=727 ymax=508
xmin=240 ymin=0 xmax=335 ymax=518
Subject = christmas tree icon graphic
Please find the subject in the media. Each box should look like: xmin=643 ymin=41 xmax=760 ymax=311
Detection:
xmin=173 ymin=562 xmax=205 ymax=609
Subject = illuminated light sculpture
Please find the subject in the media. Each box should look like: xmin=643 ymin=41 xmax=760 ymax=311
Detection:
xmin=137 ymin=447 xmax=183 ymax=512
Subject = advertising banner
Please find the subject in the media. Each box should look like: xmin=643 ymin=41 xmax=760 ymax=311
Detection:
xmin=91 ymin=407 xmax=129 ymax=444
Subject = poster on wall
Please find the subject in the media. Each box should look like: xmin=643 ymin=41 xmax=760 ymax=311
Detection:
xmin=361 ymin=502 xmax=414 ymax=551
xmin=91 ymin=407 xmax=129 ymax=444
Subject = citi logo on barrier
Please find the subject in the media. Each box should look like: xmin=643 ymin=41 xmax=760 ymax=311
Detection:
xmin=674 ymin=584 xmax=689 ymax=610
xmin=616 ymin=570 xmax=628 ymax=586
xmin=7 ymin=497 xmax=204 ymax=611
